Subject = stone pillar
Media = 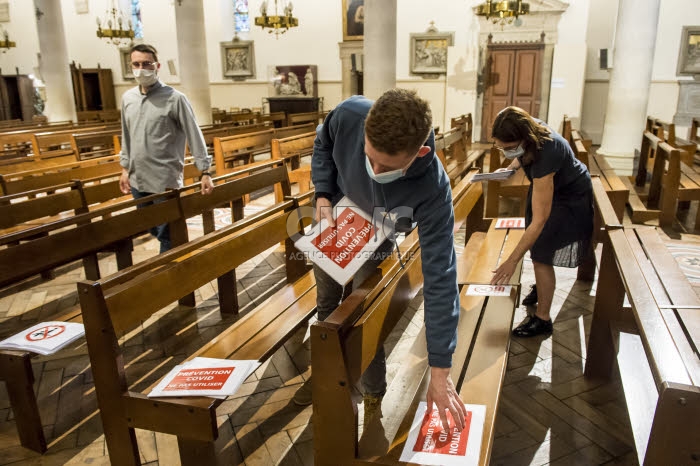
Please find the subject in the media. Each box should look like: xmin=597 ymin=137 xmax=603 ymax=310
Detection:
xmin=597 ymin=0 xmax=661 ymax=175
xmin=338 ymin=41 xmax=363 ymax=99
xmin=34 ymin=0 xmax=77 ymax=122
xmin=363 ymin=0 xmax=396 ymax=100
xmin=174 ymin=0 xmax=212 ymax=125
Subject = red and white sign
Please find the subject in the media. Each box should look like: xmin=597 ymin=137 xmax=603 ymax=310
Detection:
xmin=0 ymin=321 xmax=85 ymax=356
xmin=412 ymin=407 xmax=471 ymax=456
xmin=294 ymin=197 xmax=388 ymax=285
xmin=148 ymin=357 xmax=259 ymax=398
xmin=465 ymin=284 xmax=513 ymax=297
xmin=163 ymin=366 xmax=236 ymax=392
xmin=495 ymin=217 xmax=525 ymax=229
xmin=400 ymin=402 xmax=486 ymax=466
xmin=310 ymin=207 xmax=374 ymax=269
xmin=25 ymin=324 xmax=66 ymax=341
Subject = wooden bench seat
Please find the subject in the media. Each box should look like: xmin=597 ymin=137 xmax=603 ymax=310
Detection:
xmin=77 ymin=190 xmax=314 ymax=465
xmin=435 ymin=123 xmax=486 ymax=188
xmin=585 ymin=221 xmax=700 ymax=464
xmin=0 ymin=161 xmax=295 ymax=453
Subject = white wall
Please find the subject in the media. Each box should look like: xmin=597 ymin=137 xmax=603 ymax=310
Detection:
xmin=0 ymin=0 xmax=40 ymax=76
xmin=2 ymin=0 xmax=698 ymax=135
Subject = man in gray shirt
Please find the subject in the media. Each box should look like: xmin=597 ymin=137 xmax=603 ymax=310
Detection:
xmin=119 ymin=43 xmax=213 ymax=253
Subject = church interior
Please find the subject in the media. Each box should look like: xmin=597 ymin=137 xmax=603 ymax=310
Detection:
xmin=0 ymin=0 xmax=699 ymax=464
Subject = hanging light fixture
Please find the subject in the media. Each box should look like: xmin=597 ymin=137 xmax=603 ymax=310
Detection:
xmin=96 ymin=0 xmax=135 ymax=46
xmin=475 ymin=0 xmax=529 ymax=27
xmin=0 ymin=25 xmax=15 ymax=52
xmin=254 ymin=0 xmax=298 ymax=38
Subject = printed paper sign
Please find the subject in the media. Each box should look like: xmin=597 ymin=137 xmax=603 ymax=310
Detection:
xmin=310 ymin=207 xmax=374 ymax=269
xmin=0 ymin=321 xmax=85 ymax=356
xmin=148 ymin=357 xmax=259 ymax=398
xmin=162 ymin=366 xmax=237 ymax=392
xmin=400 ymin=402 xmax=486 ymax=466
xmin=294 ymin=196 xmax=390 ymax=285
xmin=465 ymin=284 xmax=513 ymax=296
xmin=25 ymin=324 xmax=66 ymax=341
xmin=495 ymin=217 xmax=525 ymax=229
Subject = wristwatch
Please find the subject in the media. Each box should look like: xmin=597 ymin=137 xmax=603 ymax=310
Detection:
xmin=201 ymin=171 xmax=211 ymax=177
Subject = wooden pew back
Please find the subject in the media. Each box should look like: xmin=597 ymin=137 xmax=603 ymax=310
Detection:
xmin=70 ymin=129 xmax=120 ymax=160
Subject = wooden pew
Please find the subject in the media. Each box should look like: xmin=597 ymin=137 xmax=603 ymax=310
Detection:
xmin=0 ymin=158 xmax=121 ymax=195
xmin=258 ymin=111 xmax=287 ymax=127
xmin=690 ymin=117 xmax=700 ymax=150
xmin=77 ymin=189 xmax=316 ymax=465
xmin=569 ymin=133 xmax=628 ymax=222
xmin=0 ymin=161 xmax=296 ymax=453
xmin=584 ymin=218 xmax=700 ymax=464
xmin=436 ymin=116 xmax=486 ymax=187
xmin=212 ymin=123 xmax=315 ymax=174
xmin=270 ymin=130 xmax=317 ymax=197
xmin=313 ymin=173 xmax=526 ymax=465
xmin=69 ymin=129 xmax=120 ymax=160
xmin=648 ymin=117 xmax=696 ymax=166
xmin=287 ymin=111 xmax=325 ymax=126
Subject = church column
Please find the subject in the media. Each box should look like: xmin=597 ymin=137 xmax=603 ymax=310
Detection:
xmin=597 ymin=0 xmax=661 ymax=175
xmin=34 ymin=0 xmax=76 ymax=122
xmin=174 ymin=0 xmax=212 ymax=125
xmin=363 ymin=0 xmax=396 ymax=99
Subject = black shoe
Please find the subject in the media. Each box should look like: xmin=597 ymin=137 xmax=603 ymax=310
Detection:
xmin=522 ymin=285 xmax=538 ymax=306
xmin=512 ymin=315 xmax=552 ymax=338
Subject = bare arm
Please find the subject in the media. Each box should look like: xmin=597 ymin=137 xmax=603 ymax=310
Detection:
xmin=491 ymin=173 xmax=554 ymax=285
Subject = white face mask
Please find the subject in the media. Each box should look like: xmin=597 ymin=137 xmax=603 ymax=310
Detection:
xmin=503 ymin=144 xmax=525 ymax=159
xmin=132 ymin=68 xmax=158 ymax=87
xmin=364 ymin=156 xmax=404 ymax=184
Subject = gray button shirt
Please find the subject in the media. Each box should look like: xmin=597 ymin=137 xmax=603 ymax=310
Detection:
xmin=119 ymin=81 xmax=210 ymax=193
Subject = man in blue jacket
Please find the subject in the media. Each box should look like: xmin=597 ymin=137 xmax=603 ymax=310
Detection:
xmin=293 ymin=88 xmax=467 ymax=431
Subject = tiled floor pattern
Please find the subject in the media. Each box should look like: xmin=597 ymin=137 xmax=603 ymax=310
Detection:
xmin=2 ymin=185 xmax=698 ymax=465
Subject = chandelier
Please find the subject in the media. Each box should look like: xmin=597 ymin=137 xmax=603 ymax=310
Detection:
xmin=96 ymin=0 xmax=135 ymax=46
xmin=475 ymin=0 xmax=529 ymax=26
xmin=0 ymin=28 xmax=15 ymax=52
xmin=254 ymin=0 xmax=298 ymax=38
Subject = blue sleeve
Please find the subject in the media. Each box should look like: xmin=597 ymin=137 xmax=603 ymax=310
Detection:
xmin=311 ymin=109 xmax=340 ymax=196
xmin=415 ymin=156 xmax=459 ymax=368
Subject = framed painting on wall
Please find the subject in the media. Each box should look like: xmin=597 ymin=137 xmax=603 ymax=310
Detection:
xmin=120 ymin=47 xmax=134 ymax=80
xmin=221 ymin=39 xmax=255 ymax=80
xmin=409 ymin=30 xmax=454 ymax=76
xmin=342 ymin=0 xmax=364 ymax=41
xmin=268 ymin=65 xmax=318 ymax=97
xmin=677 ymin=26 xmax=700 ymax=75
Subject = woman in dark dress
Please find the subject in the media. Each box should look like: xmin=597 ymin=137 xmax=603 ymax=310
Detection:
xmin=490 ymin=107 xmax=593 ymax=337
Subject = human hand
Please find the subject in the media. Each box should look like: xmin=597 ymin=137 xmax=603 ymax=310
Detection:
xmin=201 ymin=175 xmax=214 ymax=195
xmin=119 ymin=169 xmax=131 ymax=194
xmin=491 ymin=258 xmax=517 ymax=285
xmin=426 ymin=367 xmax=467 ymax=431
xmin=315 ymin=197 xmax=335 ymax=227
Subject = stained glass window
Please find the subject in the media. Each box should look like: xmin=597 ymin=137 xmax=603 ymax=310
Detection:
xmin=131 ymin=0 xmax=143 ymax=39
xmin=234 ymin=0 xmax=250 ymax=33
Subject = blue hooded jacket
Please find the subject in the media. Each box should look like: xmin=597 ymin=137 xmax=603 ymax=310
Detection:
xmin=311 ymin=95 xmax=459 ymax=368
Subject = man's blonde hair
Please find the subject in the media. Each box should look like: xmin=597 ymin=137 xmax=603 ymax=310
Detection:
xmin=365 ymin=88 xmax=432 ymax=156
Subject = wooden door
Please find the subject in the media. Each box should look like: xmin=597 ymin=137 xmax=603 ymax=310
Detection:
xmin=480 ymin=38 xmax=544 ymax=142
xmin=17 ymin=76 xmax=35 ymax=121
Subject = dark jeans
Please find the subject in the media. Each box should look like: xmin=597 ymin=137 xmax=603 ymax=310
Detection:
xmin=130 ymin=188 xmax=171 ymax=253
xmin=313 ymin=239 xmax=395 ymax=396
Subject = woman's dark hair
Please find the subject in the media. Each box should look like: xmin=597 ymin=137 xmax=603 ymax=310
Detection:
xmin=491 ymin=106 xmax=551 ymax=162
